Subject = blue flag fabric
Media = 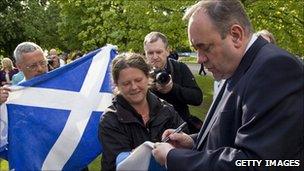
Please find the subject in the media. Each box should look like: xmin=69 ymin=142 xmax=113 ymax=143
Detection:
xmin=0 ymin=45 xmax=116 ymax=170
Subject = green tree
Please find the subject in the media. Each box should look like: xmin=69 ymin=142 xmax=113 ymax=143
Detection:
xmin=56 ymin=0 xmax=87 ymax=51
xmin=0 ymin=0 xmax=62 ymax=58
xmin=57 ymin=0 xmax=303 ymax=57
xmin=57 ymin=0 xmax=193 ymax=53
xmin=1 ymin=0 xmax=303 ymax=59
xmin=0 ymin=0 xmax=26 ymax=58
xmin=245 ymin=0 xmax=304 ymax=57
xmin=21 ymin=0 xmax=63 ymax=50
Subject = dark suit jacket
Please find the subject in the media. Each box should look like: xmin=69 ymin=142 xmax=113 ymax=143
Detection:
xmin=167 ymin=37 xmax=304 ymax=171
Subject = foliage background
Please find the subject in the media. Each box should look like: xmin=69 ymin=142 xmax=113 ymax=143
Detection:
xmin=0 ymin=0 xmax=303 ymax=60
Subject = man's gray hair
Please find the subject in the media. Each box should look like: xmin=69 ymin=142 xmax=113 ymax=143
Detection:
xmin=183 ymin=0 xmax=253 ymax=39
xmin=14 ymin=42 xmax=44 ymax=62
xmin=144 ymin=31 xmax=169 ymax=49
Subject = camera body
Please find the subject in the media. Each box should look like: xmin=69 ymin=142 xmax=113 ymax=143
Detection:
xmin=150 ymin=68 xmax=171 ymax=85
xmin=47 ymin=58 xmax=54 ymax=65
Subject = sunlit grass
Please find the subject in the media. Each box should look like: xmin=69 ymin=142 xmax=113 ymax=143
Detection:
xmin=179 ymin=56 xmax=197 ymax=63
xmin=190 ymin=74 xmax=214 ymax=120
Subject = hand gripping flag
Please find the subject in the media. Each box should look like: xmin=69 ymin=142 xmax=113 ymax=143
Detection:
xmin=116 ymin=141 xmax=166 ymax=171
xmin=0 ymin=45 xmax=117 ymax=170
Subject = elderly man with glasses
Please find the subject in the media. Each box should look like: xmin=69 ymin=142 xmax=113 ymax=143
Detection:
xmin=0 ymin=42 xmax=49 ymax=104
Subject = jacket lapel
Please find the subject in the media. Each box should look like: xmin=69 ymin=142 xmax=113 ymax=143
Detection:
xmin=196 ymin=80 xmax=228 ymax=149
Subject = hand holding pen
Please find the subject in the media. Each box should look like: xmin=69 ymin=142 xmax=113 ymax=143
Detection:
xmin=162 ymin=122 xmax=187 ymax=142
xmin=152 ymin=122 xmax=193 ymax=164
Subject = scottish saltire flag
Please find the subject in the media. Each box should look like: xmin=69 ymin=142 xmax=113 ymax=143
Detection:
xmin=0 ymin=44 xmax=117 ymax=170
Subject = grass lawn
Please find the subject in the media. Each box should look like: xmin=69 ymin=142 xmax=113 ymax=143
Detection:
xmin=189 ymin=74 xmax=214 ymax=120
xmin=178 ymin=56 xmax=197 ymax=63
xmin=1 ymin=74 xmax=214 ymax=171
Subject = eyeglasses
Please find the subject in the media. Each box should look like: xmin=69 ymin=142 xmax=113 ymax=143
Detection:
xmin=25 ymin=60 xmax=48 ymax=71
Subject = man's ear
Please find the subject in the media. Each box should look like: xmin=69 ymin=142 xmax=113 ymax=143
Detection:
xmin=230 ymin=24 xmax=244 ymax=48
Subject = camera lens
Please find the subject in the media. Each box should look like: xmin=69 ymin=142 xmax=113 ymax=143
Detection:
xmin=156 ymin=71 xmax=170 ymax=85
xmin=47 ymin=59 xmax=53 ymax=65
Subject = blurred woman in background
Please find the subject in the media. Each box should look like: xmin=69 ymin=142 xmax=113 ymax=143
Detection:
xmin=0 ymin=58 xmax=18 ymax=86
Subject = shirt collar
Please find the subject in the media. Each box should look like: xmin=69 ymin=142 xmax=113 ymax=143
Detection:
xmin=245 ymin=33 xmax=258 ymax=53
xmin=20 ymin=78 xmax=26 ymax=83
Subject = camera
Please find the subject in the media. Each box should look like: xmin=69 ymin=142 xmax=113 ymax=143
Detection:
xmin=150 ymin=68 xmax=171 ymax=85
xmin=47 ymin=58 xmax=54 ymax=65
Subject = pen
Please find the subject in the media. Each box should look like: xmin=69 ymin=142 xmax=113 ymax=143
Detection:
xmin=162 ymin=122 xmax=187 ymax=142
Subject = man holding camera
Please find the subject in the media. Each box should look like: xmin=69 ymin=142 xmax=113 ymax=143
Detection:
xmin=144 ymin=31 xmax=203 ymax=133
xmin=48 ymin=48 xmax=61 ymax=70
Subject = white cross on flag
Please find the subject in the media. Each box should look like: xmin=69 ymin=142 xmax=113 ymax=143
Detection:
xmin=0 ymin=45 xmax=116 ymax=170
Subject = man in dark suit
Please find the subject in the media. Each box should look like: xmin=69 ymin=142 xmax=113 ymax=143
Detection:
xmin=152 ymin=0 xmax=304 ymax=171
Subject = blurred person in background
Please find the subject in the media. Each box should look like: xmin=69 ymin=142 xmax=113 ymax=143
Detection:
xmin=256 ymin=29 xmax=276 ymax=44
xmin=198 ymin=63 xmax=207 ymax=76
xmin=0 ymin=58 xmax=19 ymax=86
xmin=48 ymin=48 xmax=61 ymax=70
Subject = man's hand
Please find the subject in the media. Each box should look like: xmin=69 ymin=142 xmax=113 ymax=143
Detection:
xmin=0 ymin=86 xmax=11 ymax=104
xmin=162 ymin=129 xmax=194 ymax=149
xmin=155 ymin=76 xmax=173 ymax=94
xmin=152 ymin=142 xmax=174 ymax=166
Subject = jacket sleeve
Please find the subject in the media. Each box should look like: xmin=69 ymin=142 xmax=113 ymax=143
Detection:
xmin=168 ymin=62 xmax=203 ymax=106
xmin=167 ymin=55 xmax=304 ymax=171
xmin=98 ymin=111 xmax=132 ymax=171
